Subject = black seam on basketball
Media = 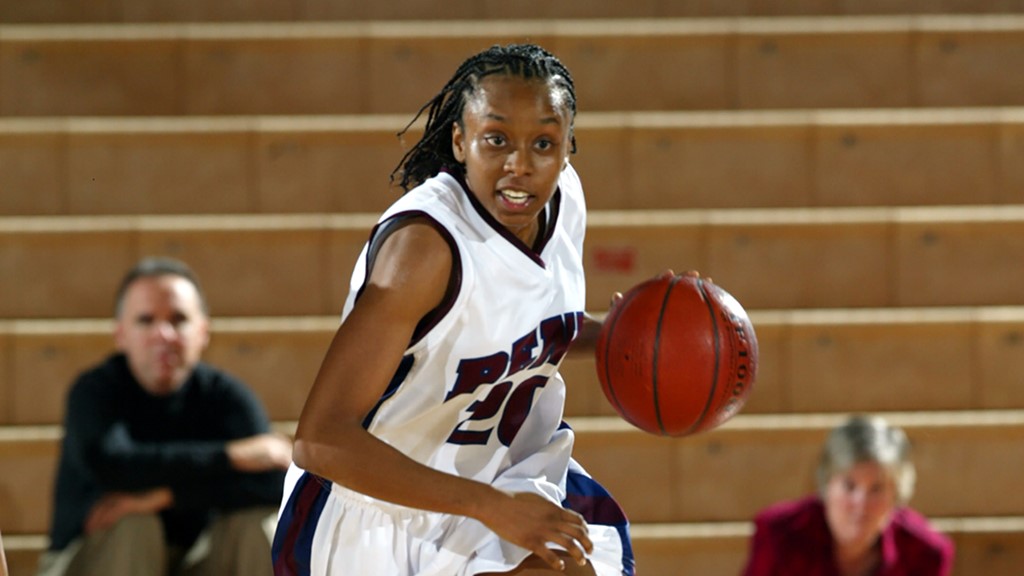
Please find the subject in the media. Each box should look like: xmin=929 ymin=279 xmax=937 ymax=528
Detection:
xmin=653 ymin=275 xmax=682 ymax=436
xmin=686 ymin=278 xmax=721 ymax=435
xmin=603 ymin=288 xmax=642 ymax=429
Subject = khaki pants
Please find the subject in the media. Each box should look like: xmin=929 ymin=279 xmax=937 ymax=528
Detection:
xmin=37 ymin=508 xmax=277 ymax=576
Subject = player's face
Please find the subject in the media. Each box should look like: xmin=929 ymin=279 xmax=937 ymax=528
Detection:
xmin=452 ymin=74 xmax=573 ymax=245
xmin=824 ymin=460 xmax=897 ymax=557
xmin=115 ymin=275 xmax=210 ymax=396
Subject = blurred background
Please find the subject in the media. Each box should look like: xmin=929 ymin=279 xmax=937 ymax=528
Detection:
xmin=1 ymin=1 xmax=1024 ymax=574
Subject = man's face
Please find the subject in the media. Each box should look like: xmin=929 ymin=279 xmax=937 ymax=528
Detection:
xmin=115 ymin=275 xmax=209 ymax=396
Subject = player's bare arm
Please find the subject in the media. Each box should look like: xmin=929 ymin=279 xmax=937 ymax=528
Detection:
xmin=292 ymin=219 xmax=592 ymax=570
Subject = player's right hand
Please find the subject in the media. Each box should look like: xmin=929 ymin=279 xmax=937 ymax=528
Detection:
xmin=481 ymin=491 xmax=593 ymax=571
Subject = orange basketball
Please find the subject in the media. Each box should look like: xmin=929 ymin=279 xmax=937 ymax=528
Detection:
xmin=595 ymin=274 xmax=758 ymax=437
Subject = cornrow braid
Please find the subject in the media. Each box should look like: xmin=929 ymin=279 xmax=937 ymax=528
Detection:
xmin=390 ymin=43 xmax=577 ymax=192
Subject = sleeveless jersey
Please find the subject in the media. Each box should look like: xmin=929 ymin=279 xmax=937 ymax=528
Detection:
xmin=349 ymin=166 xmax=587 ymax=480
xmin=273 ymin=165 xmax=633 ymax=576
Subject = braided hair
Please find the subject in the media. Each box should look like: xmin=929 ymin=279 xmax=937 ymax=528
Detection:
xmin=390 ymin=43 xmax=577 ymax=192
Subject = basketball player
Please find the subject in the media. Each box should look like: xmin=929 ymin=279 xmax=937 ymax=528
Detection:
xmin=272 ymin=44 xmax=634 ymax=575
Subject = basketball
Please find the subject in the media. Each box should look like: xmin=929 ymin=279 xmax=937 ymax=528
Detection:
xmin=595 ymin=273 xmax=758 ymax=437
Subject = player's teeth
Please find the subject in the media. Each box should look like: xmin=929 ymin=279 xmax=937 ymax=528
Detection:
xmin=501 ymin=190 xmax=529 ymax=203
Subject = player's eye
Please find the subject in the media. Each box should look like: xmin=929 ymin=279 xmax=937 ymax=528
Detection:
xmin=484 ymin=134 xmax=506 ymax=147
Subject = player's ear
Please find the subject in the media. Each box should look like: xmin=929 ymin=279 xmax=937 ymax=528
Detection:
xmin=561 ymin=129 xmax=573 ymax=171
xmin=451 ymin=122 xmax=466 ymax=163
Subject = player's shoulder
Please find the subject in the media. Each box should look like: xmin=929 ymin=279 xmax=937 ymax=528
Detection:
xmin=386 ymin=172 xmax=464 ymax=218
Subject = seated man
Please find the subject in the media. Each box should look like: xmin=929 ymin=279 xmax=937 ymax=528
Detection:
xmin=39 ymin=257 xmax=292 ymax=576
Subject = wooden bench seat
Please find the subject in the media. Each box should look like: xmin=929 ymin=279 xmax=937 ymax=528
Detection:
xmin=4 ymin=0 xmax=1024 ymax=24
xmin=567 ymin=411 xmax=1024 ymax=524
xmin=2 ymin=109 xmax=1022 ymax=216
xmin=4 ymin=207 xmax=1024 ymax=318
xmin=4 ymin=516 xmax=1023 ymax=576
xmin=4 ymin=16 xmax=1024 ymax=116
xmin=2 ymin=307 xmax=1023 ymax=425
xmin=2 ymin=411 xmax=1022 ymax=534
xmin=630 ymin=516 xmax=1024 ymax=576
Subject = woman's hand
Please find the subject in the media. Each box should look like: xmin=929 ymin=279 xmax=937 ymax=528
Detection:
xmin=478 ymin=491 xmax=593 ymax=571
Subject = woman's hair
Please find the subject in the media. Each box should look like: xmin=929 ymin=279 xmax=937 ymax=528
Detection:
xmin=816 ymin=414 xmax=917 ymax=504
xmin=390 ymin=43 xmax=577 ymax=192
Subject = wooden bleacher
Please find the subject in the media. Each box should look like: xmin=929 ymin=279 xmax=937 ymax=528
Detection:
xmin=3 ymin=307 xmax=1024 ymax=426
xmin=4 ymin=17 xmax=1024 ymax=117
xmin=2 ymin=109 xmax=1023 ymax=217
xmin=2 ymin=2 xmax=1024 ymax=575
xmin=3 ymin=207 xmax=1024 ymax=318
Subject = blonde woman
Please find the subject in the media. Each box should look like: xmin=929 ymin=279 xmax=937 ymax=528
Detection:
xmin=742 ymin=415 xmax=953 ymax=576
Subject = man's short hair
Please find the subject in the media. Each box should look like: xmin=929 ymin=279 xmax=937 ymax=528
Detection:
xmin=114 ymin=256 xmax=209 ymax=318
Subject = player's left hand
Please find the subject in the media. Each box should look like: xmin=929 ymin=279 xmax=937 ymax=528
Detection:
xmin=479 ymin=491 xmax=593 ymax=571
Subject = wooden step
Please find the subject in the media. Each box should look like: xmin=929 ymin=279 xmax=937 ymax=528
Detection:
xmin=0 ymin=214 xmax=373 ymax=319
xmin=2 ymin=412 xmax=1022 ymax=533
xmin=3 ymin=307 xmax=1023 ymax=425
xmin=3 ymin=109 xmax=1023 ymax=216
xmin=0 ymin=317 xmax=332 ymax=425
xmin=0 ymin=426 xmax=60 ymax=535
xmin=3 ymin=207 xmax=1024 ymax=318
xmin=4 ymin=516 xmax=1021 ymax=576
xmin=4 ymin=17 xmax=1024 ymax=115
xmin=567 ymin=411 xmax=1024 ymax=524
xmin=5 ymin=0 xmax=1024 ymax=24
xmin=630 ymin=516 xmax=1024 ymax=576
xmin=2 ymin=534 xmax=47 ymax=576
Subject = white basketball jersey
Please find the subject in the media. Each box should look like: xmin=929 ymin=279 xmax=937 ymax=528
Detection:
xmin=344 ymin=165 xmax=587 ymax=484
xmin=273 ymin=164 xmax=634 ymax=576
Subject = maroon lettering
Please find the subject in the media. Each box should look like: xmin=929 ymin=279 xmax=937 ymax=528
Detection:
xmin=446 ymin=352 xmax=509 ymax=401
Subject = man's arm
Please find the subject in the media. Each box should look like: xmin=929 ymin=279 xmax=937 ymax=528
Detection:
xmin=66 ymin=366 xmax=289 ymax=505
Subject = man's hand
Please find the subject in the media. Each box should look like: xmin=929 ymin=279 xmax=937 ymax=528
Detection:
xmin=226 ymin=432 xmax=293 ymax=472
xmin=84 ymin=487 xmax=173 ymax=535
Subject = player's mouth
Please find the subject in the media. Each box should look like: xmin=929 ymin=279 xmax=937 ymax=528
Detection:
xmin=497 ymin=189 xmax=532 ymax=209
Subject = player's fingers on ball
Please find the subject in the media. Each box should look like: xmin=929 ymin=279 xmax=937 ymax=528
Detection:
xmin=610 ymin=292 xmax=623 ymax=308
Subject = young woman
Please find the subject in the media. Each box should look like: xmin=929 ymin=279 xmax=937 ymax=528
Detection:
xmin=742 ymin=415 xmax=954 ymax=576
xmin=272 ymin=44 xmax=634 ymax=576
